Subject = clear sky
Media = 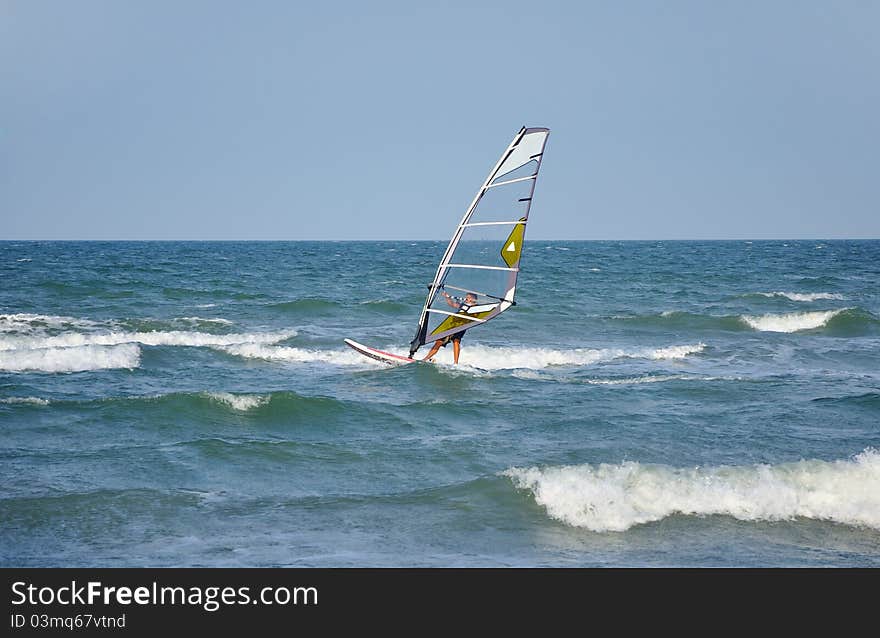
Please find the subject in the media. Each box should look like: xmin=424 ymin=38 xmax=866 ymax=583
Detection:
xmin=2 ymin=1 xmax=878 ymax=240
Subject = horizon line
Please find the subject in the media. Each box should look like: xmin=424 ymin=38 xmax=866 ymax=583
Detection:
xmin=2 ymin=238 xmax=879 ymax=243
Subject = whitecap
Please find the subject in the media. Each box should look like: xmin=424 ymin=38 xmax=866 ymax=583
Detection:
xmin=0 ymin=313 xmax=101 ymax=334
xmin=0 ymin=329 xmax=295 ymax=351
xmin=504 ymin=448 xmax=880 ymax=532
xmin=740 ymin=309 xmax=845 ymax=332
xmin=755 ymin=292 xmax=844 ymax=302
xmin=415 ymin=343 xmax=705 ymax=369
xmin=0 ymin=343 xmax=141 ymax=373
xmin=217 ymin=343 xmax=368 ymax=366
xmin=0 ymin=396 xmax=50 ymax=405
xmin=205 ymin=392 xmax=270 ymax=411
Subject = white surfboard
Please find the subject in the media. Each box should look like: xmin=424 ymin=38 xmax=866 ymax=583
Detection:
xmin=344 ymin=339 xmax=417 ymax=366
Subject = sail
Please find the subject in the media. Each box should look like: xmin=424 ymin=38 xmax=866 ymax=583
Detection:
xmin=409 ymin=126 xmax=550 ymax=356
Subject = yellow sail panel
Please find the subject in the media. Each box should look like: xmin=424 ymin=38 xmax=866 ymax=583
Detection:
xmin=429 ymin=309 xmax=495 ymax=337
xmin=501 ymin=219 xmax=527 ymax=268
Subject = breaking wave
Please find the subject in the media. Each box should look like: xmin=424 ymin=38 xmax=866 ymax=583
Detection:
xmin=445 ymin=343 xmax=705 ymax=370
xmin=203 ymin=392 xmax=271 ymax=411
xmin=0 ymin=313 xmax=101 ymax=334
xmin=0 ymin=314 xmax=295 ymax=372
xmin=740 ymin=309 xmax=845 ymax=333
xmin=613 ymin=308 xmax=878 ymax=335
xmin=218 ymin=342 xmax=705 ymax=369
xmin=0 ymin=329 xmax=295 ymax=351
xmin=0 ymin=396 xmax=50 ymax=405
xmin=504 ymin=449 xmax=880 ymax=532
xmin=217 ymin=343 xmax=368 ymax=366
xmin=0 ymin=343 xmax=141 ymax=373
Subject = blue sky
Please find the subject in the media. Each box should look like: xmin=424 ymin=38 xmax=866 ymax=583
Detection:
xmin=2 ymin=1 xmax=878 ymax=240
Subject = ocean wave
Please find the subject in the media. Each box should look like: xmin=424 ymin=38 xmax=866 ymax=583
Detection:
xmin=0 ymin=396 xmax=50 ymax=405
xmin=0 ymin=329 xmax=295 ymax=351
xmin=116 ymin=317 xmax=236 ymax=334
xmin=750 ymin=292 xmax=845 ymax=302
xmin=646 ymin=344 xmax=705 ymax=359
xmin=510 ymin=370 xmax=740 ymax=386
xmin=580 ymin=374 xmax=731 ymax=386
xmin=217 ymin=343 xmax=367 ymax=366
xmin=740 ymin=309 xmax=846 ymax=332
xmin=812 ymin=393 xmax=880 ymax=410
xmin=504 ymin=449 xmax=880 ymax=532
xmin=12 ymin=390 xmax=352 ymax=421
xmin=617 ymin=308 xmax=877 ymax=335
xmin=103 ymin=390 xmax=353 ymax=421
xmin=0 ymin=343 xmax=141 ymax=373
xmin=216 ymin=342 xmax=704 ymax=370
xmin=0 ymin=313 xmax=101 ymax=335
xmin=614 ymin=311 xmax=746 ymax=332
xmin=442 ymin=343 xmax=705 ymax=370
xmin=203 ymin=392 xmax=270 ymax=411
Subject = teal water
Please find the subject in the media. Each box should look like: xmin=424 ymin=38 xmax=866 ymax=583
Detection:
xmin=2 ymin=240 xmax=879 ymax=566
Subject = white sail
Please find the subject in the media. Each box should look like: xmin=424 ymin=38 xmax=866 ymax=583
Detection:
xmin=409 ymin=126 xmax=550 ymax=356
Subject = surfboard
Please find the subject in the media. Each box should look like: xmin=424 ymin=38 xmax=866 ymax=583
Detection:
xmin=344 ymin=339 xmax=417 ymax=366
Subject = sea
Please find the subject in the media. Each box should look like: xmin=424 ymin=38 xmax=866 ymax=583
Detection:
xmin=1 ymin=240 xmax=878 ymax=567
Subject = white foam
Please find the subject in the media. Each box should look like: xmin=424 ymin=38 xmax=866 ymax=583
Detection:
xmin=756 ymin=292 xmax=845 ymax=302
xmin=646 ymin=344 xmax=705 ymax=359
xmin=0 ymin=396 xmax=50 ymax=405
xmin=0 ymin=329 xmax=295 ymax=351
xmin=583 ymin=374 xmax=725 ymax=385
xmin=504 ymin=449 xmax=880 ymax=532
xmin=431 ymin=343 xmax=705 ymax=369
xmin=0 ymin=313 xmax=101 ymax=334
xmin=218 ymin=343 xmax=369 ymax=366
xmin=205 ymin=392 xmax=270 ymax=411
xmin=511 ymin=371 xmax=736 ymax=386
xmin=217 ymin=341 xmax=706 ymax=370
xmin=740 ymin=309 xmax=845 ymax=332
xmin=0 ymin=343 xmax=141 ymax=373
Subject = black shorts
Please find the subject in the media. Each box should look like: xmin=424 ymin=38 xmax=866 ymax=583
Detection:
xmin=441 ymin=330 xmax=465 ymax=347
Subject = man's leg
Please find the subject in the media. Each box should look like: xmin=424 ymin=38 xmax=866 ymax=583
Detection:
xmin=452 ymin=338 xmax=461 ymax=364
xmin=423 ymin=340 xmax=443 ymax=361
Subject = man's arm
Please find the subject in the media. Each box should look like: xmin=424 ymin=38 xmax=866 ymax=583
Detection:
xmin=441 ymin=291 xmax=461 ymax=309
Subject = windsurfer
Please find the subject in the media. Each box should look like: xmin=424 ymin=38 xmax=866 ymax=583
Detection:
xmin=423 ymin=291 xmax=477 ymax=364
